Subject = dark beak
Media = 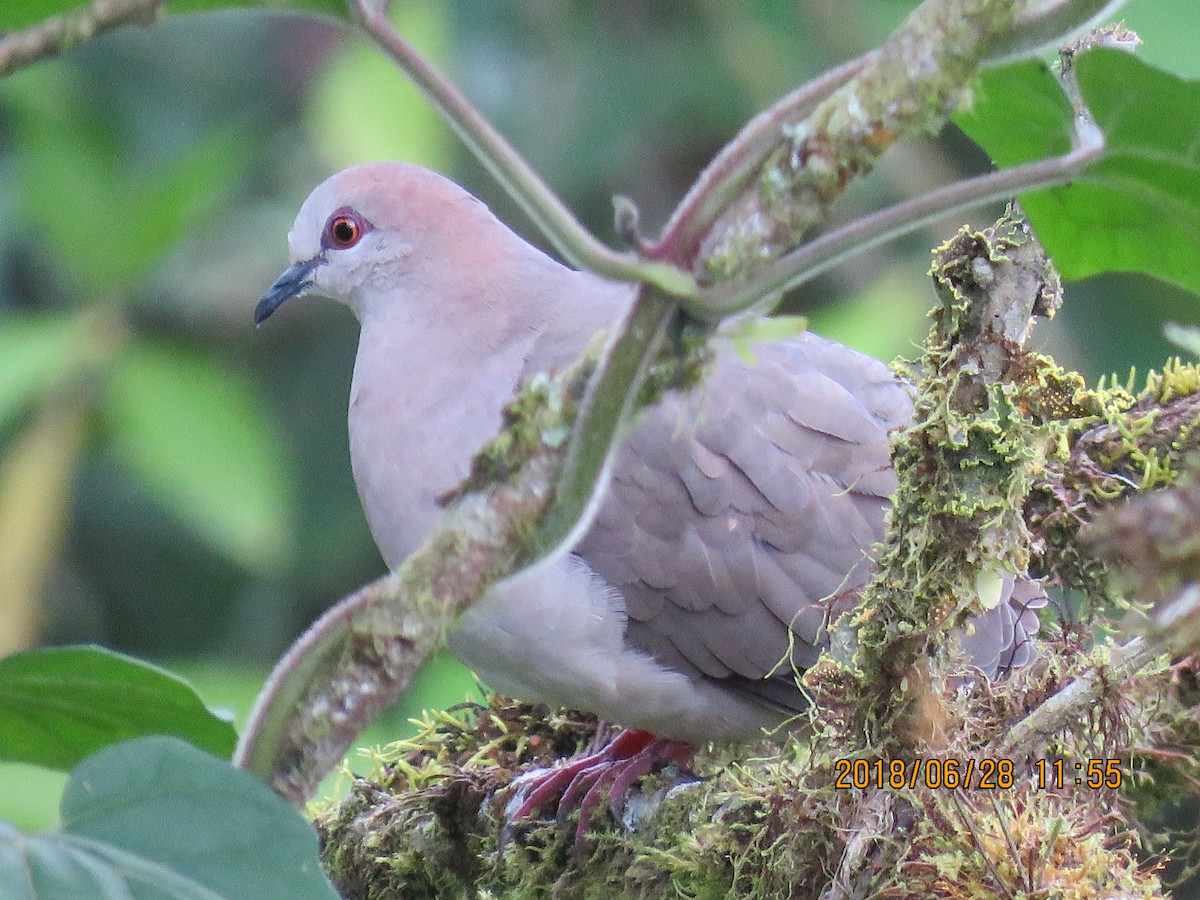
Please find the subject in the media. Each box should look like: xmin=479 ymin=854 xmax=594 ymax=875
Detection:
xmin=255 ymin=257 xmax=321 ymax=325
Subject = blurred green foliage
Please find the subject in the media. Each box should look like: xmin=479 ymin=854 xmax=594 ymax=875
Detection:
xmin=0 ymin=0 xmax=1196 ymax=836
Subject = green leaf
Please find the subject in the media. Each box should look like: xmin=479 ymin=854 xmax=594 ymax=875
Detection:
xmin=0 ymin=646 xmax=236 ymax=770
xmin=0 ymin=0 xmax=346 ymax=32
xmin=728 ymin=315 xmax=808 ymax=364
xmin=0 ymin=737 xmax=338 ymax=899
xmin=956 ymin=59 xmax=1073 ymax=162
xmin=0 ymin=314 xmax=87 ymax=432
xmin=956 ymin=50 xmax=1200 ymax=297
xmin=103 ymin=342 xmax=294 ymax=574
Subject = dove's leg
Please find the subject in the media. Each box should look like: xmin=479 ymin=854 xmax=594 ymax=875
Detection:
xmin=503 ymin=728 xmax=694 ymax=844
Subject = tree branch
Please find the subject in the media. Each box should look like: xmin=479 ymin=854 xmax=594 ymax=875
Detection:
xmin=696 ymin=130 xmax=1102 ymax=314
xmin=683 ymin=0 xmax=1023 ymax=288
xmin=0 ymin=0 xmax=166 ymax=78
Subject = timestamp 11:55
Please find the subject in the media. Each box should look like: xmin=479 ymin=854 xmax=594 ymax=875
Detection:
xmin=1034 ymin=758 xmax=1124 ymax=790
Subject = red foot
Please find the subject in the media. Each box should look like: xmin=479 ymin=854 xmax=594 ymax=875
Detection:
xmin=503 ymin=729 xmax=694 ymax=843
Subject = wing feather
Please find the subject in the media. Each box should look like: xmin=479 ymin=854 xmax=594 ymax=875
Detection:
xmin=576 ymin=332 xmax=911 ymax=709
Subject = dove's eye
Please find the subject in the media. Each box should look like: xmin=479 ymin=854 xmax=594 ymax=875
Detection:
xmin=322 ymin=208 xmax=371 ymax=249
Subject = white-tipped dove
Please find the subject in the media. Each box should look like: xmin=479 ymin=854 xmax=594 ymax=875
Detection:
xmin=256 ymin=162 xmax=1042 ymax=751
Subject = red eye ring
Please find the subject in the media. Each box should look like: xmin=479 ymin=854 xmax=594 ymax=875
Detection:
xmin=321 ymin=208 xmax=372 ymax=250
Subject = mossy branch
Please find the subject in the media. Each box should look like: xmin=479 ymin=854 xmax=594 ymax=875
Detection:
xmin=1031 ymin=377 xmax=1200 ymax=595
xmin=826 ymin=209 xmax=1063 ymax=741
xmin=684 ymin=0 xmax=1022 ymax=285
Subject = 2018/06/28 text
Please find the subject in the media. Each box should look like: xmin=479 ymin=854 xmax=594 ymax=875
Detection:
xmin=832 ymin=758 xmax=1125 ymax=791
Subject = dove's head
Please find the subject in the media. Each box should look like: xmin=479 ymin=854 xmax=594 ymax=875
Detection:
xmin=255 ymin=162 xmax=502 ymax=325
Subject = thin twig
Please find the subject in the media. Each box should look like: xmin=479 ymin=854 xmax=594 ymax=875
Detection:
xmin=694 ymin=43 xmax=1107 ymax=319
xmin=650 ymin=52 xmax=871 ymax=264
xmin=0 ymin=0 xmax=166 ymax=78
xmin=988 ymin=793 xmax=1029 ymax=893
xmin=993 ymin=637 xmax=1154 ymax=761
xmin=983 ymin=0 xmax=1133 ymax=66
xmin=951 ymin=792 xmax=1017 ymax=900
xmin=694 ymin=133 xmax=1104 ymax=318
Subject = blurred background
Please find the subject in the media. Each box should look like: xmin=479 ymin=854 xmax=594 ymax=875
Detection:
xmin=0 ymin=0 xmax=1195 ymax=833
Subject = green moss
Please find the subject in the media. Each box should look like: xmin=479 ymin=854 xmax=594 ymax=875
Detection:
xmin=840 ymin=213 xmax=1082 ymax=746
xmin=1025 ymin=357 xmax=1200 ymax=602
xmin=460 ymin=363 xmax=592 ymax=496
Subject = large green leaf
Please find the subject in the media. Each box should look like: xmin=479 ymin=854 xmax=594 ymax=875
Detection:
xmin=958 ymin=59 xmax=1073 ymax=161
xmin=0 ymin=314 xmax=89 ymax=432
xmin=956 ymin=50 xmax=1200 ymax=296
xmin=103 ymin=342 xmax=294 ymax=574
xmin=0 ymin=0 xmax=346 ymax=32
xmin=0 ymin=737 xmax=338 ymax=899
xmin=0 ymin=646 xmax=236 ymax=770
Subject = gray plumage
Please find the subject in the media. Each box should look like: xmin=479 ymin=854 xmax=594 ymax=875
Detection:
xmin=258 ymin=162 xmax=1042 ymax=745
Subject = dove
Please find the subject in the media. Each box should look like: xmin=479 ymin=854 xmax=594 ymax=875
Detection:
xmin=256 ymin=162 xmax=1042 ymax=826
